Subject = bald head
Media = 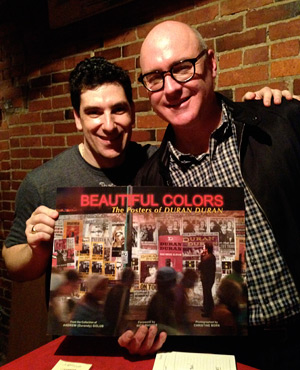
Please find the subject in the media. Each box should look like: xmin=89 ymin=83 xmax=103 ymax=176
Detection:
xmin=138 ymin=20 xmax=219 ymax=150
xmin=140 ymin=21 xmax=207 ymax=73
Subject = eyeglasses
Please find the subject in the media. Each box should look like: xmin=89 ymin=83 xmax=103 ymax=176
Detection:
xmin=138 ymin=49 xmax=208 ymax=92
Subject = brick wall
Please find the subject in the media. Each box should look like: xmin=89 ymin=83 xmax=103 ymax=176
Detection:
xmin=0 ymin=0 xmax=300 ymax=361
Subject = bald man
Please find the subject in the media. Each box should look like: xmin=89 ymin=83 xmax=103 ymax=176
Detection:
xmin=119 ymin=21 xmax=300 ymax=370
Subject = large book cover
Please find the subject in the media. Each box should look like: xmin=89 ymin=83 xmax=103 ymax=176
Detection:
xmin=47 ymin=186 xmax=247 ymax=337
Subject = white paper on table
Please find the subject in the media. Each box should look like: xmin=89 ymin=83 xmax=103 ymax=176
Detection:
xmin=51 ymin=359 xmax=92 ymax=370
xmin=153 ymin=352 xmax=236 ymax=370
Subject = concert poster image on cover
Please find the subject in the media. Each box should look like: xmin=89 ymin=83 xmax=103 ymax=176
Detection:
xmin=48 ymin=186 xmax=247 ymax=337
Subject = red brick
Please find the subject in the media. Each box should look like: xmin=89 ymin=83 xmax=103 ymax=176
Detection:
xmin=197 ymin=16 xmax=243 ymax=39
xmin=20 ymin=137 xmax=42 ymax=147
xmin=137 ymin=85 xmax=149 ymax=99
xmin=221 ymin=0 xmax=272 ymax=16
xmin=0 ymin=162 xmax=11 ymax=171
xmin=52 ymin=71 xmax=70 ymax=84
xmin=0 ymin=171 xmax=10 ymax=180
xmin=137 ymin=114 xmax=168 ymax=129
xmin=1 ymin=201 xmax=12 ymax=210
xmin=294 ymin=79 xmax=300 ymax=95
xmin=42 ymin=136 xmax=65 ymax=147
xmin=216 ymin=29 xmax=266 ymax=52
xmin=64 ymin=53 xmax=91 ymax=70
xmin=52 ymin=96 xmax=71 ymax=109
xmin=0 ymin=179 xmax=11 ymax=189
xmin=28 ymin=99 xmax=52 ymax=112
xmin=21 ymin=159 xmax=43 ymax=170
xmin=2 ymin=190 xmax=18 ymax=201
xmin=11 ymin=159 xmax=21 ymax=169
xmin=66 ymin=134 xmax=83 ymax=147
xmin=19 ymin=112 xmax=41 ymax=124
xmin=31 ymin=124 xmax=54 ymax=135
xmin=105 ymin=29 xmax=137 ymax=47
xmin=269 ymin=19 xmax=300 ymax=41
xmin=0 ymin=151 xmax=9 ymax=161
xmin=7 ymin=114 xmax=20 ymax=125
xmin=115 ymin=57 xmax=136 ymax=72
xmin=42 ymin=111 xmax=64 ymax=122
xmin=10 ymin=138 xmax=20 ymax=147
xmin=247 ymin=2 xmax=300 ymax=28
xmin=30 ymin=148 xmax=52 ymax=158
xmin=52 ymin=84 xmax=69 ymax=97
xmin=54 ymin=123 xmax=77 ymax=134
xmin=32 ymin=88 xmax=53 ymax=100
xmin=219 ymin=51 xmax=242 ymax=70
xmin=11 ymin=148 xmax=29 ymax=158
xmin=123 ymin=42 xmax=143 ymax=58
xmin=134 ymin=100 xmax=152 ymax=113
xmin=271 ymin=40 xmax=300 ymax=60
xmin=0 ymin=129 xmax=9 ymax=140
xmin=271 ymin=59 xmax=300 ymax=78
xmin=0 ymin=141 xmax=9 ymax=150
xmin=95 ymin=48 xmax=122 ymax=60
xmin=244 ymin=46 xmax=269 ymax=65
xmin=157 ymin=129 xmax=166 ymax=142
xmin=131 ymin=129 xmax=155 ymax=143
xmin=218 ymin=65 xmax=268 ymax=87
xmin=9 ymin=126 xmax=30 ymax=137
xmin=175 ymin=5 xmax=219 ymax=25
xmin=12 ymin=96 xmax=25 ymax=109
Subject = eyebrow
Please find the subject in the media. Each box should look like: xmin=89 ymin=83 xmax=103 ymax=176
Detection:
xmin=83 ymin=101 xmax=130 ymax=112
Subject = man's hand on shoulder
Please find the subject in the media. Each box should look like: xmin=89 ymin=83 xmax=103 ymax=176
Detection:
xmin=243 ymin=87 xmax=300 ymax=107
xmin=118 ymin=325 xmax=167 ymax=356
xmin=26 ymin=206 xmax=59 ymax=250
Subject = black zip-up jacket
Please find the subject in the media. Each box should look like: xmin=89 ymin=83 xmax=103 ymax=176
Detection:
xmin=135 ymin=94 xmax=300 ymax=292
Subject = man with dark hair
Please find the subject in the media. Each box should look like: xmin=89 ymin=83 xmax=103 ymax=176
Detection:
xmin=2 ymin=56 xmax=156 ymax=285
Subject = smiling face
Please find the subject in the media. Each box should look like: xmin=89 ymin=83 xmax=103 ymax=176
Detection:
xmin=140 ymin=21 xmax=217 ymax=131
xmin=74 ymin=83 xmax=134 ymax=168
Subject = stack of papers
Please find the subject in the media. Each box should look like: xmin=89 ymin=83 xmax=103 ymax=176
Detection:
xmin=153 ymin=352 xmax=236 ymax=370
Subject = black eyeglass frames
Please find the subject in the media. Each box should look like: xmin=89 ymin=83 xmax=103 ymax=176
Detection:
xmin=138 ymin=49 xmax=208 ymax=92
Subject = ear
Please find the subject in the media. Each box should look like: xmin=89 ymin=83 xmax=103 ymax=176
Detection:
xmin=73 ymin=109 xmax=83 ymax=131
xmin=207 ymin=49 xmax=218 ymax=79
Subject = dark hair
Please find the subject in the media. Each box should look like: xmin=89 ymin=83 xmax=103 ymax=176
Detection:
xmin=65 ymin=269 xmax=80 ymax=283
xmin=69 ymin=57 xmax=133 ymax=115
xmin=205 ymin=242 xmax=214 ymax=254
xmin=232 ymin=260 xmax=242 ymax=274
xmin=121 ymin=267 xmax=135 ymax=285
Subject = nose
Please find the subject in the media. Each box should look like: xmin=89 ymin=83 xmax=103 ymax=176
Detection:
xmin=163 ymin=73 xmax=182 ymax=96
xmin=102 ymin=112 xmax=115 ymax=133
